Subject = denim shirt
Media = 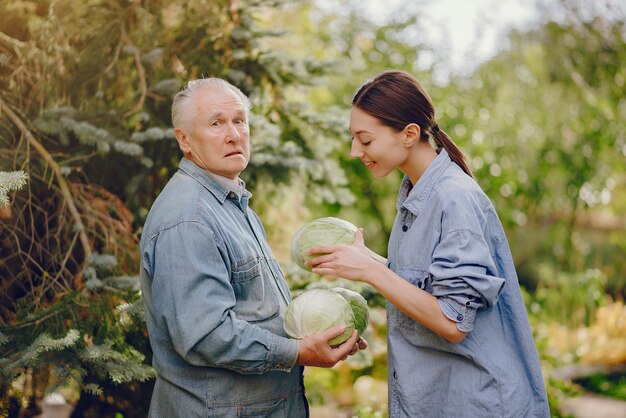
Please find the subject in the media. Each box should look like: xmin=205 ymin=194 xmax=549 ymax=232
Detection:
xmin=386 ymin=150 xmax=549 ymax=418
xmin=139 ymin=158 xmax=307 ymax=418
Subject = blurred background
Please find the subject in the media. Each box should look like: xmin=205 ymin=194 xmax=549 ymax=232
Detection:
xmin=0 ymin=0 xmax=625 ymax=417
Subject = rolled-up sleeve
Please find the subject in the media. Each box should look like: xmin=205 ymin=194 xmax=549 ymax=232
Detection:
xmin=146 ymin=221 xmax=299 ymax=374
xmin=429 ymin=229 xmax=505 ymax=332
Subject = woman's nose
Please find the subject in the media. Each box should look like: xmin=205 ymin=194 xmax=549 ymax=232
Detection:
xmin=350 ymin=141 xmax=363 ymax=159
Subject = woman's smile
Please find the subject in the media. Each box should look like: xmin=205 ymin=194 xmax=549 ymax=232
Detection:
xmin=363 ymin=160 xmax=376 ymax=169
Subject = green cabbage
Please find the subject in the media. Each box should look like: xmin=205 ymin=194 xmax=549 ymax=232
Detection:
xmin=283 ymin=287 xmax=369 ymax=347
xmin=290 ymin=217 xmax=358 ymax=271
xmin=284 ymin=289 xmax=355 ymax=346
xmin=330 ymin=287 xmax=369 ymax=335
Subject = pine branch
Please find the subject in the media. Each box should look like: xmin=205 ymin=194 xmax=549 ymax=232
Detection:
xmin=0 ymin=329 xmax=80 ymax=377
xmin=0 ymin=170 xmax=28 ymax=206
xmin=80 ymin=343 xmax=156 ymax=383
xmin=83 ymin=383 xmax=103 ymax=396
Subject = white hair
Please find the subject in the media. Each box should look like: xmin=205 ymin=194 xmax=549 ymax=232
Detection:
xmin=171 ymin=78 xmax=251 ymax=131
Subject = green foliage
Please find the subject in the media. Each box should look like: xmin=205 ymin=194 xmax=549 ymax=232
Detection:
xmin=1 ymin=330 xmax=80 ymax=380
xmin=353 ymin=406 xmax=388 ymax=418
xmin=545 ymin=376 xmax=582 ymax=418
xmin=528 ymin=266 xmax=608 ymax=327
xmin=0 ymin=254 xmax=154 ymax=414
xmin=435 ymin=10 xmax=626 ymax=296
xmin=255 ymin=2 xmax=432 ymax=255
xmin=577 ymin=373 xmax=626 ymax=401
xmin=0 ymin=171 xmax=28 ymax=206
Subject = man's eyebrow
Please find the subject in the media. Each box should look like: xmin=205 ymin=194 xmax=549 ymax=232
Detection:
xmin=207 ymin=110 xmax=225 ymax=119
xmin=207 ymin=109 xmax=246 ymax=119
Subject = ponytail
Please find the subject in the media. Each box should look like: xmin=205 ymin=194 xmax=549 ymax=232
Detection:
xmin=430 ymin=124 xmax=473 ymax=178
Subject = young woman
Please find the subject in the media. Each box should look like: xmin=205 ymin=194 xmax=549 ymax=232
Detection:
xmin=306 ymin=70 xmax=550 ymax=417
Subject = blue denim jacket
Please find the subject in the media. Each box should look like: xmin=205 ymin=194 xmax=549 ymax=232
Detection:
xmin=386 ymin=150 xmax=549 ymax=417
xmin=139 ymin=158 xmax=307 ymax=417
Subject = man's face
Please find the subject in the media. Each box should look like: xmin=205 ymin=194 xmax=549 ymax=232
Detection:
xmin=175 ymin=86 xmax=250 ymax=179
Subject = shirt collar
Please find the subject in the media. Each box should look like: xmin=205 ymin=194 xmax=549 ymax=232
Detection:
xmin=208 ymin=171 xmax=251 ymax=201
xmin=178 ymin=157 xmax=252 ymax=204
xmin=396 ymin=148 xmax=451 ymax=215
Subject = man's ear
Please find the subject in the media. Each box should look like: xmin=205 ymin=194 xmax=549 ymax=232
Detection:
xmin=403 ymin=123 xmax=421 ymax=147
xmin=174 ymin=128 xmax=191 ymax=154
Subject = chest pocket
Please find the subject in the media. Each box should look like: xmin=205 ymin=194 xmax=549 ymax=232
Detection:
xmin=231 ymin=257 xmax=280 ymax=323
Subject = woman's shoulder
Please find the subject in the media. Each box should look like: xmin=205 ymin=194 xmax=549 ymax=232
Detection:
xmin=432 ymin=166 xmax=499 ymax=229
xmin=437 ymin=166 xmax=488 ymax=204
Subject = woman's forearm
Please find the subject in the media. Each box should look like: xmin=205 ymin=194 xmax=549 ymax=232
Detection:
xmin=367 ymin=248 xmax=387 ymax=265
xmin=365 ymin=262 xmax=467 ymax=344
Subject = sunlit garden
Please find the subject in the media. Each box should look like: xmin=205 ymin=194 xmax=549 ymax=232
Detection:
xmin=1 ymin=0 xmax=625 ymax=417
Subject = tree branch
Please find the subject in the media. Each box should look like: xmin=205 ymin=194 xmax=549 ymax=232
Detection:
xmin=0 ymin=98 xmax=92 ymax=279
xmin=121 ymin=28 xmax=147 ymax=118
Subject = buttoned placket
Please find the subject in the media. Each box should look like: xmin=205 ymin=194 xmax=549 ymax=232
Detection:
xmin=226 ymin=194 xmax=290 ymax=306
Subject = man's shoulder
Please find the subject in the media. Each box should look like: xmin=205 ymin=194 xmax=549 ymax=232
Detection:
xmin=142 ymin=172 xmax=218 ymax=237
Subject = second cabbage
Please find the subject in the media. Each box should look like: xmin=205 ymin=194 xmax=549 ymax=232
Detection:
xmin=284 ymin=287 xmax=369 ymax=347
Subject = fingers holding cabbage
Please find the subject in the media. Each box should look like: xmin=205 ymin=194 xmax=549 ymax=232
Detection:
xmin=284 ymin=288 xmax=369 ymax=347
xmin=290 ymin=217 xmax=358 ymax=271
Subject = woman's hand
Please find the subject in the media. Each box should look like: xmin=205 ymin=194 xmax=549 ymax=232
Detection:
xmin=305 ymin=229 xmax=380 ymax=284
xmin=308 ymin=230 xmax=469 ymax=345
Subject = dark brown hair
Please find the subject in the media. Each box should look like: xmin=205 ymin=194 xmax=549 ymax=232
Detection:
xmin=352 ymin=70 xmax=473 ymax=177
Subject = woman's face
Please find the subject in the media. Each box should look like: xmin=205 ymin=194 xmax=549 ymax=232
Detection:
xmin=349 ymin=106 xmax=409 ymax=178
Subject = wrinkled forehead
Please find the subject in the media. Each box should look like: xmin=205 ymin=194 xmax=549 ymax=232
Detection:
xmin=192 ymin=86 xmax=247 ymax=111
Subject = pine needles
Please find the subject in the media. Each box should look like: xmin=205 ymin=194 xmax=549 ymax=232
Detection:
xmin=0 ymin=170 xmax=28 ymax=206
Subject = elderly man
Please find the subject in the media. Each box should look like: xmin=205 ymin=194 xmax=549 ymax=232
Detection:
xmin=139 ymin=78 xmax=364 ymax=417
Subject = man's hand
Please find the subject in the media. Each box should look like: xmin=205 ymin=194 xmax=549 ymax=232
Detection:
xmin=296 ymin=326 xmax=361 ymax=368
xmin=348 ymin=337 xmax=368 ymax=356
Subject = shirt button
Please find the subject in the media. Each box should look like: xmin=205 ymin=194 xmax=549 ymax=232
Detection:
xmin=417 ymin=281 xmax=422 ymax=287
xmin=465 ymin=301 xmax=471 ymax=306
xmin=456 ymin=314 xmax=463 ymax=321
xmin=393 ymin=371 xmax=397 ymax=379
xmin=401 ymin=225 xmax=408 ymax=232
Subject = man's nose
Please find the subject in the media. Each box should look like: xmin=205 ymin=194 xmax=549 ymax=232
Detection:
xmin=225 ymin=122 xmax=241 ymax=141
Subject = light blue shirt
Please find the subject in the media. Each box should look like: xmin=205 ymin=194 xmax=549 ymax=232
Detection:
xmin=139 ymin=157 xmax=307 ymax=418
xmin=386 ymin=149 xmax=549 ymax=417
